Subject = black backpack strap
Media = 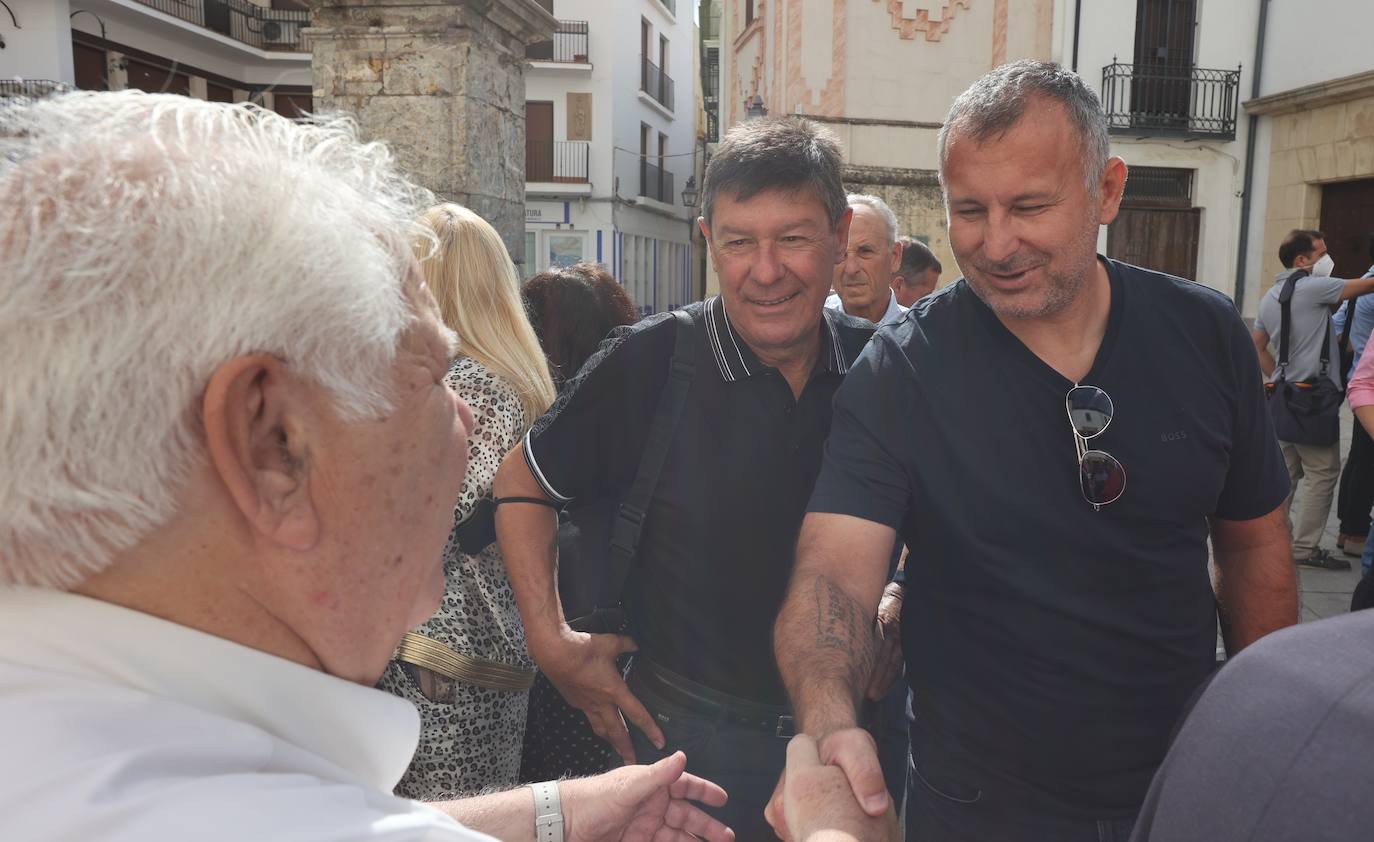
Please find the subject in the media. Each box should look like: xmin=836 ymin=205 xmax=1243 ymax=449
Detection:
xmin=599 ymin=309 xmax=696 ymax=609
xmin=1276 ymin=269 xmax=1309 ymax=378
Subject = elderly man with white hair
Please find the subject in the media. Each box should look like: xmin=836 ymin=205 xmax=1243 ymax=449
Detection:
xmin=825 ymin=194 xmax=908 ymax=326
xmin=0 ymin=91 xmax=735 ymax=842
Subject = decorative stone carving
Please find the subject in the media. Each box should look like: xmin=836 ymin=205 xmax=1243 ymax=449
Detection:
xmin=879 ymin=0 xmax=972 ymax=42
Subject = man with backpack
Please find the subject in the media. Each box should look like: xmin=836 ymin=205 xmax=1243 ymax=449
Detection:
xmin=1253 ymin=229 xmax=1374 ymax=570
xmin=493 ymin=116 xmax=881 ymax=839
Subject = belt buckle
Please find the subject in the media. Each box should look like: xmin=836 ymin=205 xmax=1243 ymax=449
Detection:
xmin=775 ymin=715 xmax=795 ymax=739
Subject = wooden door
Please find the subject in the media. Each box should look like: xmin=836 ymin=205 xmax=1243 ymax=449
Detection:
xmin=1106 ymin=206 xmax=1201 ymax=280
xmin=1131 ymin=0 xmax=1196 ymax=126
xmin=1320 ymin=179 xmax=1374 ymax=277
xmin=73 ymin=42 xmax=108 ymax=91
xmin=525 ymin=101 xmax=554 ymax=182
xmin=274 ymin=93 xmax=312 ymax=119
xmin=125 ymin=59 xmax=190 ymax=96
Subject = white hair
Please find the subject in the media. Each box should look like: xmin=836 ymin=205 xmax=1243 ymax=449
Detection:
xmin=846 ymin=193 xmax=898 ymax=245
xmin=0 ymin=91 xmax=438 ymax=589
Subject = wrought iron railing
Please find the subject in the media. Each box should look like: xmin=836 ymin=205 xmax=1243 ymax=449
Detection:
xmin=129 ymin=0 xmax=309 ymax=51
xmin=639 ymin=159 xmax=675 ymax=203
xmin=0 ymin=80 xmax=73 ymax=98
xmin=527 ymin=140 xmax=590 ymax=183
xmin=640 ymin=55 xmax=675 ymax=112
xmin=1101 ymin=62 xmax=1240 ymax=140
xmin=526 ymin=19 xmax=590 ymax=63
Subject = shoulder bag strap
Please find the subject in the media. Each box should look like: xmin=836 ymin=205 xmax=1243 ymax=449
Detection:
xmin=600 ymin=309 xmax=697 ymax=606
xmin=1276 ymin=270 xmax=1307 ymax=378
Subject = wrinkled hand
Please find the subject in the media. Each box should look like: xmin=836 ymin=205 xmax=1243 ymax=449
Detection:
xmin=535 ymin=628 xmax=664 ymax=764
xmin=765 ymin=736 xmax=898 ymax=842
xmin=865 ymin=582 xmax=904 ymax=701
xmin=562 ymin=751 xmax=735 ymax=842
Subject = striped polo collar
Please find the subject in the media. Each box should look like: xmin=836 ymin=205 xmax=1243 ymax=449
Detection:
xmin=704 ymin=295 xmax=849 ymax=382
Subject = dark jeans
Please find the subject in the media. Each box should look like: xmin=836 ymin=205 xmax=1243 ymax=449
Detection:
xmin=905 ymin=744 xmax=1137 ymax=842
xmin=865 ymin=679 xmax=910 ymax=805
xmin=1338 ymin=418 xmax=1374 ymax=538
xmin=626 ymin=662 xmax=789 ymax=842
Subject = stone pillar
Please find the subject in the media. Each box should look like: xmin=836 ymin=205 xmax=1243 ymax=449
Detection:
xmin=307 ymin=0 xmax=555 ymax=266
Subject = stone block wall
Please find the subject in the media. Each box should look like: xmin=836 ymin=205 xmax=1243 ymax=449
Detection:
xmin=1258 ymin=89 xmax=1374 ymax=292
xmin=308 ymin=0 xmax=553 ymax=266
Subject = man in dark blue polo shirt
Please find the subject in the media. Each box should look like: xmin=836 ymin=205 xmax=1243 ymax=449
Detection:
xmin=770 ymin=61 xmax=1300 ymax=842
xmin=493 ymin=116 xmax=878 ymax=839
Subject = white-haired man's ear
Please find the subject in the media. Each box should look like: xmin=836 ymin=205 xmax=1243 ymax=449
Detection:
xmin=201 ymin=355 xmax=321 ymax=552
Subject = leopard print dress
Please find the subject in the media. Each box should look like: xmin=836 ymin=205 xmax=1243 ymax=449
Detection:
xmin=378 ymin=356 xmax=536 ymax=801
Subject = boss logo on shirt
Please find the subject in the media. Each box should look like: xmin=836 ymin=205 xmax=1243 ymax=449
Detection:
xmin=1160 ymin=430 xmax=1188 ymax=443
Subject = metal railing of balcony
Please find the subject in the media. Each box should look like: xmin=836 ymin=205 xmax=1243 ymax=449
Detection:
xmin=640 ymin=55 xmax=675 ymax=112
xmin=130 ymin=0 xmax=309 ymax=52
xmin=526 ymin=19 xmax=590 ymax=63
xmin=1101 ymin=61 xmax=1240 ymax=140
xmin=639 ymin=159 xmax=675 ymax=203
xmin=527 ymin=140 xmax=590 ymax=184
xmin=0 ymin=79 xmax=74 ymax=98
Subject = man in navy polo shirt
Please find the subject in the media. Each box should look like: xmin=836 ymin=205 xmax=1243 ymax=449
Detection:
xmin=494 ymin=116 xmax=879 ymax=839
xmin=770 ymin=61 xmax=1300 ymax=842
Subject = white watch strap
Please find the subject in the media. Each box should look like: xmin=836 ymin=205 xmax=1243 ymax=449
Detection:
xmin=529 ymin=780 xmax=564 ymax=842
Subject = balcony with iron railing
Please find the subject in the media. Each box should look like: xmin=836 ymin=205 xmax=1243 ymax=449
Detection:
xmin=130 ymin=0 xmax=309 ymax=52
xmin=1101 ymin=61 xmax=1241 ymax=141
xmin=525 ymin=19 xmax=590 ymax=64
xmin=640 ymin=55 xmax=675 ymax=112
xmin=639 ymin=159 xmax=675 ymax=204
xmin=0 ymin=80 xmax=73 ymax=98
xmin=527 ymin=140 xmax=591 ymax=184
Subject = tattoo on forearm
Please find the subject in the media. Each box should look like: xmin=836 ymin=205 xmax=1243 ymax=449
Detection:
xmin=813 ymin=577 xmax=861 ymax=649
xmin=811 ymin=576 xmax=874 ymax=692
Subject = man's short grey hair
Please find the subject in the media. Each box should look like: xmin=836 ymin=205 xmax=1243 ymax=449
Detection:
xmin=897 ymin=237 xmax=941 ymax=276
xmin=702 ymin=116 xmax=847 ymax=229
xmin=937 ymin=60 xmax=1110 ymax=191
xmin=846 ymin=194 xmax=898 ymax=245
xmin=0 ymin=91 xmax=437 ymax=589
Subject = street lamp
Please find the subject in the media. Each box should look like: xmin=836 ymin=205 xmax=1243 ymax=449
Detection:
xmin=681 ymin=175 xmax=700 ymax=209
xmin=745 ymin=95 xmax=767 ymax=119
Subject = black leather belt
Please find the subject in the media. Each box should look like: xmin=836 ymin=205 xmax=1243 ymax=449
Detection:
xmin=630 ymin=659 xmax=796 ymax=739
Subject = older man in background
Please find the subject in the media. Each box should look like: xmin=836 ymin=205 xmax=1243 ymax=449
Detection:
xmin=0 ymin=91 xmax=733 ymax=842
xmin=826 ymin=194 xmax=908 ymax=326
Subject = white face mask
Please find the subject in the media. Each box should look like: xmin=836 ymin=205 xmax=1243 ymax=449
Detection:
xmin=1311 ymin=253 xmax=1336 ymax=277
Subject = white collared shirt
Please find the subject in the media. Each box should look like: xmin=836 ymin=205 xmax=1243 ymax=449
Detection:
xmin=0 ymin=587 xmax=495 ymax=842
xmin=825 ymin=289 xmax=908 ymax=326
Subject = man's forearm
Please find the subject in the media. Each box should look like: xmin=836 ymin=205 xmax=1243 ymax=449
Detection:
xmin=435 ymin=788 xmax=534 ymax=842
xmin=775 ymin=571 xmax=875 ymax=736
xmin=1257 ymin=349 xmax=1276 ymax=378
xmin=1211 ymin=510 xmax=1298 ymax=654
xmin=493 ymin=445 xmax=566 ymax=655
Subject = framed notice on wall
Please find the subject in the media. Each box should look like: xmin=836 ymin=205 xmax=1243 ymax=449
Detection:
xmin=547 ymin=232 xmax=587 ymax=268
xmin=567 ymin=93 xmax=592 ymax=141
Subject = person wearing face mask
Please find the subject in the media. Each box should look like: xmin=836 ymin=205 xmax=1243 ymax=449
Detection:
xmin=1252 ymin=230 xmax=1374 ymax=570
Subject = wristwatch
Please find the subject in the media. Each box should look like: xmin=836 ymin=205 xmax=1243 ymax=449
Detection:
xmin=529 ymin=780 xmax=564 ymax=842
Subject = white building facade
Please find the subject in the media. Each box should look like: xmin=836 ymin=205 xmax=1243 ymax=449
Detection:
xmin=1057 ymin=0 xmax=1257 ymax=297
xmin=1 ymin=0 xmax=310 ymax=113
xmin=524 ymin=0 xmax=700 ymax=314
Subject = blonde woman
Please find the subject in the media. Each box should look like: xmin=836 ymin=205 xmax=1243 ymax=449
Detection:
xmin=378 ymin=204 xmax=557 ymax=799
